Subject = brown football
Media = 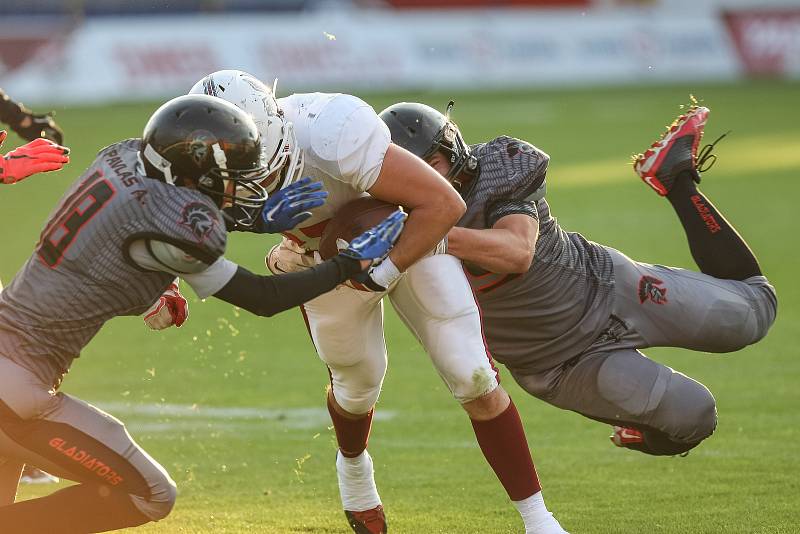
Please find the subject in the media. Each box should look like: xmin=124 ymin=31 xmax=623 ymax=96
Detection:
xmin=318 ymin=197 xmax=401 ymax=260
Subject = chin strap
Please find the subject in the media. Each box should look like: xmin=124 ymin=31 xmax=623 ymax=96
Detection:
xmin=142 ymin=144 xmax=174 ymax=185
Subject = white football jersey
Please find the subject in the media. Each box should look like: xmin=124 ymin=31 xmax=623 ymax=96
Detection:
xmin=277 ymin=92 xmax=391 ymax=251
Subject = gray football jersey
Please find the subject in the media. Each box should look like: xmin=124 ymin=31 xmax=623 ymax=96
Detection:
xmin=0 ymin=139 xmax=226 ymax=385
xmin=459 ymin=136 xmax=614 ymax=373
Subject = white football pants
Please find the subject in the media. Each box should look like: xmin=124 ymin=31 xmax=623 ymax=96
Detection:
xmin=302 ymin=254 xmax=499 ymax=415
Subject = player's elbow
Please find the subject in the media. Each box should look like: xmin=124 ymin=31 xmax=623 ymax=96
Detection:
xmin=438 ymin=191 xmax=466 ymax=225
xmin=508 ymin=249 xmax=534 ymax=273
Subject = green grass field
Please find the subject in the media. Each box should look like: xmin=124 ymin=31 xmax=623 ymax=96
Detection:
xmin=2 ymin=80 xmax=799 ymax=533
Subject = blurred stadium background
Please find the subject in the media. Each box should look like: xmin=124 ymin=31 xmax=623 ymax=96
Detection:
xmin=1 ymin=0 xmax=799 ymax=532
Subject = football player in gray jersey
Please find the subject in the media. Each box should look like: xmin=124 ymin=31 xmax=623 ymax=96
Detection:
xmin=380 ymin=102 xmax=776 ymax=458
xmin=0 ymin=94 xmax=405 ymax=533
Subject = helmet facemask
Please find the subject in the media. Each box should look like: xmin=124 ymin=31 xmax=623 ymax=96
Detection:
xmin=195 ymin=143 xmax=271 ymax=228
xmin=258 ymin=119 xmax=304 ymax=195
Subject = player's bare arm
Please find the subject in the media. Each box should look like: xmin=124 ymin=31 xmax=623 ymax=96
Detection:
xmin=367 ymin=143 xmax=465 ymax=272
xmin=447 ymin=213 xmax=539 ymax=274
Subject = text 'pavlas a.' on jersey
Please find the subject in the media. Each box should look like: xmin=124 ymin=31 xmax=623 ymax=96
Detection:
xmin=277 ymin=93 xmax=391 ymax=251
xmin=458 ymin=136 xmax=615 ymax=373
xmin=0 ymin=139 xmax=227 ymax=386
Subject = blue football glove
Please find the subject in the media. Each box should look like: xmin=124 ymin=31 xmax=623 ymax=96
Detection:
xmin=340 ymin=209 xmax=406 ymax=263
xmin=340 ymin=210 xmax=407 ymax=291
xmin=254 ymin=177 xmax=328 ymax=234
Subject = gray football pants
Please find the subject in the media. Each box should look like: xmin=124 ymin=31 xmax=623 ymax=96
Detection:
xmin=510 ymin=247 xmax=777 ymax=455
xmin=0 ymin=355 xmax=177 ymax=519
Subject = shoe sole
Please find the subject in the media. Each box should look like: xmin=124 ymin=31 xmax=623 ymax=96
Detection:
xmin=634 ymin=107 xmax=709 ymax=195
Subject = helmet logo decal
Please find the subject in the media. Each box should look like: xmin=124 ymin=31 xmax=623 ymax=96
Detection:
xmin=180 ymin=202 xmax=218 ymax=241
xmin=188 ymin=141 xmax=208 ymax=166
xmin=506 ymin=140 xmax=536 ymax=159
xmin=202 ymin=77 xmax=218 ymax=97
xmin=186 ymin=130 xmax=218 ymax=167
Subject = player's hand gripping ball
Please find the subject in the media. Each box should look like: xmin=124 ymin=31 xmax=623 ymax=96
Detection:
xmin=319 ymin=197 xmax=401 ymax=260
xmin=319 ymin=197 xmax=405 ymax=291
xmin=143 ymin=283 xmax=189 ymax=330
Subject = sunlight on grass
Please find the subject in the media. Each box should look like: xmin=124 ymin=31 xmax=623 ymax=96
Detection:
xmin=552 ymin=133 xmax=800 ymax=188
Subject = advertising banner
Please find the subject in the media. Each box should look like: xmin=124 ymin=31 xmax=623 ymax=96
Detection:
xmin=0 ymin=10 xmax=740 ymax=104
xmin=724 ymin=9 xmax=800 ymax=77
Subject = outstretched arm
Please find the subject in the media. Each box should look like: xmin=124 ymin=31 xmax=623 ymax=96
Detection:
xmin=130 ymin=210 xmax=406 ymax=321
xmin=213 ymin=256 xmax=362 ymax=316
xmin=216 ymin=210 xmax=406 ymax=315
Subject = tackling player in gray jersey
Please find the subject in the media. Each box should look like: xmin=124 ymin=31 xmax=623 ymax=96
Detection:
xmin=0 ymin=94 xmax=405 ymax=533
xmin=380 ymin=101 xmax=776 ymax=458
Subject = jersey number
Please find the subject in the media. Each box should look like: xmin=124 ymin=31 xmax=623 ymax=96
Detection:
xmin=38 ymin=171 xmax=116 ymax=268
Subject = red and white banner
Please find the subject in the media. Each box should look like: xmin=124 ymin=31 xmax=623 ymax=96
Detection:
xmin=0 ymin=10 xmax=739 ymax=104
xmin=724 ymin=9 xmax=800 ymax=77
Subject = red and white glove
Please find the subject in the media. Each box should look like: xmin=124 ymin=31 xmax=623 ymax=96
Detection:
xmin=143 ymin=282 xmax=189 ymax=330
xmin=0 ymin=131 xmax=70 ymax=185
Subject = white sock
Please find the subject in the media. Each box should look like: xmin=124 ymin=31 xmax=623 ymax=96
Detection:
xmin=513 ymin=492 xmax=568 ymax=534
xmin=336 ymin=449 xmax=382 ymax=512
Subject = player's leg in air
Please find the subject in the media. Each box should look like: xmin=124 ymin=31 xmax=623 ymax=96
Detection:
xmin=516 ymin=105 xmax=778 ymax=457
xmin=599 ymin=104 xmax=778 ymax=454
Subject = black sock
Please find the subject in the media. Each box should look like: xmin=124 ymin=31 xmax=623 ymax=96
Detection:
xmin=0 ymin=484 xmax=151 ymax=533
xmin=665 ymin=171 xmax=761 ymax=280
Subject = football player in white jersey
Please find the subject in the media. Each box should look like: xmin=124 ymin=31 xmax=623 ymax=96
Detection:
xmin=190 ymin=71 xmax=567 ymax=534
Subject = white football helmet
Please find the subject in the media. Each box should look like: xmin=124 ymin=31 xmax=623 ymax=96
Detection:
xmin=189 ymin=69 xmax=303 ymax=194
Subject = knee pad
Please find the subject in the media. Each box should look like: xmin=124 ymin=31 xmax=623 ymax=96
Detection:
xmin=747 ymin=276 xmax=778 ymax=344
xmin=448 ymin=366 xmax=499 ymax=404
xmin=132 ymin=473 xmax=177 ymax=521
xmin=331 ymin=382 xmax=382 ymax=415
xmin=655 ymin=373 xmax=717 ymax=444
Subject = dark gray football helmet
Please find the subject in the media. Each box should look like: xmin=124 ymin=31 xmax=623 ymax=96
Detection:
xmin=379 ymin=101 xmax=478 ymax=183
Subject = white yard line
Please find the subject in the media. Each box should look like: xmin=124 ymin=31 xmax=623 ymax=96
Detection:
xmin=94 ymin=402 xmax=396 ymax=431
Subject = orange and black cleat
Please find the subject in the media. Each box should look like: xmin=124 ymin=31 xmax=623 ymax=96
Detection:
xmin=633 ymin=105 xmax=709 ymax=196
xmin=345 ymin=504 xmax=387 ymax=534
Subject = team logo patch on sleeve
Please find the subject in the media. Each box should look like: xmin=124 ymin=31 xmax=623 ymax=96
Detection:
xmin=506 ymin=140 xmax=536 ymax=158
xmin=638 ymin=275 xmax=668 ymax=305
xmin=180 ymin=202 xmax=218 ymax=241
